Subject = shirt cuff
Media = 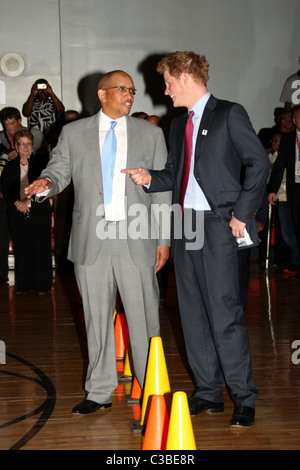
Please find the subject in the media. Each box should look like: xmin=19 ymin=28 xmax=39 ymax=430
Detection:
xmin=36 ymin=178 xmax=52 ymax=198
xmin=143 ymin=169 xmax=152 ymax=188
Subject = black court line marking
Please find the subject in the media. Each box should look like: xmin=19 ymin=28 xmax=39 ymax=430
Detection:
xmin=0 ymin=351 xmax=56 ymax=450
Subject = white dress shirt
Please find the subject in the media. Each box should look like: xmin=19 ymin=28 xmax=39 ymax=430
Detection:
xmin=184 ymin=92 xmax=211 ymax=211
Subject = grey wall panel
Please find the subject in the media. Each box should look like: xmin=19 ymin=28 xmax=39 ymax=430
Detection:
xmin=0 ymin=0 xmax=299 ymax=133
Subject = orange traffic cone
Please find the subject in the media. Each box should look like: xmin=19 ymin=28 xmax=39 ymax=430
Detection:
xmin=166 ymin=391 xmax=196 ymax=450
xmin=127 ymin=376 xmax=142 ymax=404
xmin=117 ymin=360 xmax=124 ymax=373
xmin=131 ymin=404 xmax=141 ymax=422
xmin=128 ymin=376 xmax=144 ymax=433
xmin=142 ymin=395 xmax=169 ymax=450
xmin=114 ymin=313 xmax=129 ymax=360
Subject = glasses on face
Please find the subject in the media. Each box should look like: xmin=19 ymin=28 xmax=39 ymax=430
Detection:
xmin=102 ymin=86 xmax=137 ymax=96
xmin=17 ymin=142 xmax=33 ymax=147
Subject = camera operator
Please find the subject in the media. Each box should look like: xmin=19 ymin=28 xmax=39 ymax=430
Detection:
xmin=22 ymin=78 xmax=65 ymax=147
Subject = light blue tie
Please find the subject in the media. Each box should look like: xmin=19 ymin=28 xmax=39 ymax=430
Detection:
xmin=101 ymin=121 xmax=117 ymax=206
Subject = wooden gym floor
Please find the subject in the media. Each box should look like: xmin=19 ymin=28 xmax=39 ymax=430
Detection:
xmin=0 ymin=255 xmax=300 ymax=451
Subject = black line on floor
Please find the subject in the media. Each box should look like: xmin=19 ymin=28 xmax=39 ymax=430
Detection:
xmin=0 ymin=351 xmax=56 ymax=450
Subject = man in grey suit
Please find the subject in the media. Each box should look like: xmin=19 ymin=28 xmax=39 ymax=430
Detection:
xmin=124 ymin=51 xmax=270 ymax=427
xmin=25 ymin=70 xmax=171 ymax=415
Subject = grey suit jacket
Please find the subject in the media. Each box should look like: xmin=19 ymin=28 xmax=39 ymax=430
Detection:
xmin=39 ymin=112 xmax=171 ymax=266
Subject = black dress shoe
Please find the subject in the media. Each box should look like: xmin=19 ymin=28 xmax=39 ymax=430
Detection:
xmin=188 ymin=395 xmax=224 ymax=416
xmin=230 ymin=405 xmax=255 ymax=427
xmin=72 ymin=399 xmax=112 ymax=415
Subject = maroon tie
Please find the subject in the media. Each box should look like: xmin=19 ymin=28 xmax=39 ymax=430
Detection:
xmin=179 ymin=111 xmax=194 ymax=209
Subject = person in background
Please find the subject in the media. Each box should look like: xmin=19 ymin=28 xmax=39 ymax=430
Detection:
xmin=64 ymin=110 xmax=80 ymax=123
xmin=273 ymin=108 xmax=295 ymax=135
xmin=0 ymin=144 xmax=10 ymax=285
xmin=0 ymin=107 xmax=47 ymax=160
xmin=1 ymin=130 xmax=52 ymax=294
xmin=22 ymin=78 xmax=65 ymax=145
xmin=279 ymin=56 xmax=300 ymax=111
xmin=0 ymin=107 xmax=49 ymax=286
xmin=268 ymin=105 xmax=300 ymax=280
xmin=269 ymin=132 xmax=300 ymax=272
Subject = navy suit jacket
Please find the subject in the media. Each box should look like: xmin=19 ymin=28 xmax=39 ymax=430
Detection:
xmin=148 ymin=95 xmax=270 ymax=246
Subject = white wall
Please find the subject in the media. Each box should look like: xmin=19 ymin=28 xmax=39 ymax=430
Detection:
xmin=0 ymin=0 xmax=61 ymax=124
xmin=0 ymin=0 xmax=299 ymax=132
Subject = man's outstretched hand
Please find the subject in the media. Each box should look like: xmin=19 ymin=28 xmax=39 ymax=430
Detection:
xmin=25 ymin=178 xmax=52 ymax=198
xmin=122 ymin=168 xmax=151 ymax=186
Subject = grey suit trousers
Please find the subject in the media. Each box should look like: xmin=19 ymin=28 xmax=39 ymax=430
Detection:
xmin=74 ymin=222 xmax=160 ymax=404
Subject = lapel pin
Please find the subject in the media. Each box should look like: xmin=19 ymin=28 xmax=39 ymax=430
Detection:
xmin=202 ymin=129 xmax=208 ymax=135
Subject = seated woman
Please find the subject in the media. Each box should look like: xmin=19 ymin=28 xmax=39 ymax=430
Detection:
xmin=1 ymin=130 xmax=53 ymax=294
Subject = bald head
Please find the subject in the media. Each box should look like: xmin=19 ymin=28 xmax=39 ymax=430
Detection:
xmin=97 ymin=70 xmax=132 ymax=90
xmin=97 ymin=70 xmax=135 ymax=119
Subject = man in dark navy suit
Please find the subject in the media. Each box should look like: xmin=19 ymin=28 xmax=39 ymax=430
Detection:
xmin=123 ymin=51 xmax=270 ymax=427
